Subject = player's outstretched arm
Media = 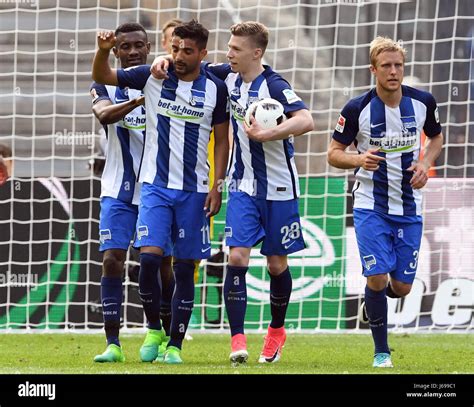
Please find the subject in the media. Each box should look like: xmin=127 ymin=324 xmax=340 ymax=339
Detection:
xmin=245 ymin=108 xmax=314 ymax=143
xmin=92 ymin=31 xmax=119 ymax=86
xmin=327 ymin=139 xmax=385 ymax=171
xmin=150 ymin=54 xmax=172 ymax=80
xmin=93 ymin=96 xmax=145 ymax=125
xmin=408 ymin=132 xmax=443 ymax=189
xmin=204 ymin=121 xmax=229 ymax=218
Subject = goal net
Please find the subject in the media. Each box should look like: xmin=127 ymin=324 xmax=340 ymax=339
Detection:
xmin=0 ymin=0 xmax=472 ymax=333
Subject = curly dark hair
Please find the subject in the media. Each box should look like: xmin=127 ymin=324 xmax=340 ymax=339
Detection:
xmin=173 ymin=19 xmax=208 ymax=50
xmin=114 ymin=22 xmax=148 ymax=40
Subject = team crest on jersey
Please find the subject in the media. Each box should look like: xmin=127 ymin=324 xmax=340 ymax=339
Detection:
xmin=247 ymin=90 xmax=260 ymax=107
xmin=99 ymin=229 xmax=112 ymax=244
xmin=189 ymin=89 xmax=206 ymax=108
xmin=363 ymin=255 xmax=376 ymax=270
xmin=401 ymin=116 xmax=417 ymax=133
xmin=137 ymin=225 xmax=149 ymax=240
xmin=335 ymin=114 xmax=346 ymax=133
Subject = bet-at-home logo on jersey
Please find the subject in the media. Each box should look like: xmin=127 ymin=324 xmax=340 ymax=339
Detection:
xmin=157 ymin=98 xmax=205 ymax=122
xmin=122 ymin=114 xmax=146 ymax=130
xmin=369 ymin=128 xmax=417 ymax=153
xmin=230 ymin=99 xmax=246 ymax=122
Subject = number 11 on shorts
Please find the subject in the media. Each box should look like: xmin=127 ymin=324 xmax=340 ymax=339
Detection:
xmin=201 ymin=225 xmax=210 ymax=245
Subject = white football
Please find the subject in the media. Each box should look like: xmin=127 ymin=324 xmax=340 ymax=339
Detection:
xmin=244 ymin=98 xmax=285 ymax=129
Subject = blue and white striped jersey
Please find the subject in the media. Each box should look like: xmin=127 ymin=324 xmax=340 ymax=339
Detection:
xmin=332 ymin=85 xmax=442 ymax=216
xmin=90 ymin=82 xmax=145 ymax=205
xmin=205 ymin=63 xmax=308 ymax=201
xmin=117 ymin=64 xmax=229 ymax=193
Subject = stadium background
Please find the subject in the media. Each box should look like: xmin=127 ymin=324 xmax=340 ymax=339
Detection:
xmin=0 ymin=0 xmax=472 ymax=334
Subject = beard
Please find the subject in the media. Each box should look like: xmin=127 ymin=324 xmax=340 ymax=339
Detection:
xmin=174 ymin=60 xmax=198 ymax=76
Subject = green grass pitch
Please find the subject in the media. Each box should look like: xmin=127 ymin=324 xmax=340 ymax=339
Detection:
xmin=0 ymin=333 xmax=472 ymax=374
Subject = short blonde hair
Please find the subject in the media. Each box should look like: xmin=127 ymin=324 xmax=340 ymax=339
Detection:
xmin=369 ymin=36 xmax=407 ymax=66
xmin=230 ymin=21 xmax=269 ymax=54
xmin=161 ymin=18 xmax=183 ymax=35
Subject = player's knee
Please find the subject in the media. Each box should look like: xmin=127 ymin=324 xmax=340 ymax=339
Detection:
xmin=102 ymin=254 xmax=124 ymax=278
xmin=228 ymin=249 xmax=250 ymax=267
xmin=391 ymin=281 xmax=412 ymax=297
xmin=267 ymin=261 xmax=287 ymax=276
xmin=140 ymin=246 xmax=164 ymax=256
xmin=367 ymin=274 xmax=388 ymax=291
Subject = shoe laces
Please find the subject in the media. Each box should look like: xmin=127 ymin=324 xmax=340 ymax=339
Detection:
xmin=261 ymin=334 xmax=282 ymax=357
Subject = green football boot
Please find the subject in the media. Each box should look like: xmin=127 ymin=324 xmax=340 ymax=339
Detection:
xmin=140 ymin=329 xmax=165 ymax=362
xmin=155 ymin=335 xmax=170 ymax=363
xmin=94 ymin=344 xmax=125 ymax=363
xmin=163 ymin=346 xmax=183 ymax=364
xmin=373 ymin=352 xmax=394 ymax=368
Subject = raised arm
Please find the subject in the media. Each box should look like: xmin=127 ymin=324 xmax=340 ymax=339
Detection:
xmin=92 ymin=31 xmax=119 ymax=86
